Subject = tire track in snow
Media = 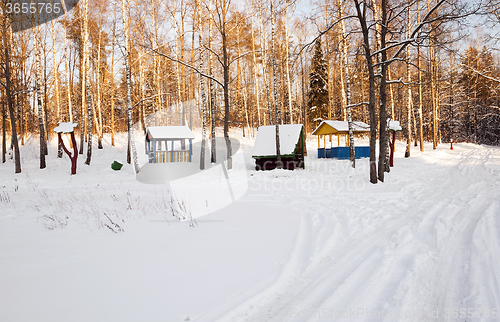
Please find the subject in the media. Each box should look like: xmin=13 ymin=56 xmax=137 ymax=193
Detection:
xmin=217 ymin=146 xmax=500 ymax=322
xmin=393 ymin=147 xmax=500 ymax=322
xmin=469 ymin=202 xmax=500 ymax=321
xmin=217 ymin=170 xmax=459 ymax=321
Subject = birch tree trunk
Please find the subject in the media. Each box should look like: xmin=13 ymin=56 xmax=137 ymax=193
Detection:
xmin=250 ymin=8 xmax=261 ymax=128
xmin=388 ymin=67 xmax=395 ymax=119
xmin=51 ymin=19 xmax=63 ymax=158
xmin=79 ymin=11 xmax=86 ymax=155
xmin=378 ymin=0 xmax=389 ymax=180
xmin=3 ymin=29 xmax=21 ymax=173
xmin=220 ymin=0 xmax=232 ymax=169
xmin=83 ymin=0 xmax=93 ymax=165
xmin=270 ymin=0 xmax=281 ymax=168
xmin=173 ymin=16 xmax=184 ymax=126
xmin=197 ymin=0 xmax=208 ymax=170
xmin=259 ymin=0 xmax=273 ymax=125
xmin=96 ymin=32 xmax=103 ymax=149
xmin=208 ymin=0 xmax=216 ymax=163
xmin=62 ymin=19 xmax=73 ymax=125
xmin=122 ymin=0 xmax=140 ymax=173
xmin=151 ymin=0 xmax=160 ymax=126
xmin=337 ymin=0 xmax=355 ymax=167
xmin=284 ymin=0 xmax=293 ymax=123
xmin=405 ymin=0 xmax=412 ymax=158
xmin=430 ymin=27 xmax=438 ymax=150
xmin=354 ymin=0 xmax=378 ymax=184
xmin=139 ymin=41 xmax=147 ymax=133
xmin=417 ymin=0 xmax=424 ymax=152
xmin=34 ymin=24 xmax=47 ymax=169
xmin=110 ymin=3 xmax=117 ymax=146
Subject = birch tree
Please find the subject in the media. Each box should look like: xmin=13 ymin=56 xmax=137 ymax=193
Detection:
xmin=353 ymin=0 xmax=378 ymax=184
xmin=0 ymin=8 xmax=21 ymax=173
xmin=51 ymin=18 xmax=63 ymax=158
xmin=82 ymin=0 xmax=93 ymax=165
xmin=122 ymin=0 xmax=140 ymax=173
xmin=270 ymin=0 xmax=281 ymax=168
xmin=197 ymin=0 xmax=208 ymax=170
xmin=33 ymin=23 xmax=47 ymax=169
xmin=404 ymin=0 xmax=413 ymax=158
xmin=336 ymin=0 xmax=355 ymax=167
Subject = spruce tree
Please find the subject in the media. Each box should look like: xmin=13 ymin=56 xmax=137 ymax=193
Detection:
xmin=308 ymin=38 xmax=329 ymax=126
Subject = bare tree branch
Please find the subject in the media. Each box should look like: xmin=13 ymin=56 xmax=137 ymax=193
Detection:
xmin=150 ymin=46 xmax=225 ymax=88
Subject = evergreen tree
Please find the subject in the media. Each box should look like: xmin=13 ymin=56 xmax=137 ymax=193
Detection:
xmin=308 ymin=38 xmax=329 ymax=126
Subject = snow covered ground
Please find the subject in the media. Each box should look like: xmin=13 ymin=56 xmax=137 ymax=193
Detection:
xmin=1 ymin=130 xmax=499 ymax=322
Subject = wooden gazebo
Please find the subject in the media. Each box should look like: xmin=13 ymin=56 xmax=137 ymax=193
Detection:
xmin=145 ymin=126 xmax=195 ymax=163
xmin=312 ymin=121 xmax=370 ymax=159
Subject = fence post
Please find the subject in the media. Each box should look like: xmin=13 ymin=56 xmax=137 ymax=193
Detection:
xmin=189 ymin=139 xmax=192 ymax=162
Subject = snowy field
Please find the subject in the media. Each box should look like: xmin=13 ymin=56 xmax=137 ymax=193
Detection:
xmin=1 ymin=130 xmax=500 ymax=322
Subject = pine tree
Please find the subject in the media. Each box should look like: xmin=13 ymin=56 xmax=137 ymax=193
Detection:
xmin=308 ymin=39 xmax=329 ymax=126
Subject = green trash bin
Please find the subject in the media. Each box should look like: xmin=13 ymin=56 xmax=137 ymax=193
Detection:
xmin=111 ymin=161 xmax=123 ymax=171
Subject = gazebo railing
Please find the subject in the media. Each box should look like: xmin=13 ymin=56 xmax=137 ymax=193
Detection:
xmin=152 ymin=149 xmax=191 ymax=163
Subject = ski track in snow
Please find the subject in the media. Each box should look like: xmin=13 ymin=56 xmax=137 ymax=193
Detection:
xmin=2 ymin=134 xmax=500 ymax=322
xmin=212 ymin=146 xmax=500 ymax=322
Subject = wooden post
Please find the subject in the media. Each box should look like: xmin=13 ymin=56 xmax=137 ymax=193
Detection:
xmin=153 ymin=139 xmax=157 ymax=163
xmin=171 ymin=139 xmax=174 ymax=162
xmin=300 ymin=129 xmax=305 ymax=168
xmin=189 ymin=139 xmax=192 ymax=162
xmin=389 ymin=130 xmax=396 ymax=167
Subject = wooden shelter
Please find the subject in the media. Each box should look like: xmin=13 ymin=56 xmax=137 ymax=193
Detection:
xmin=252 ymin=124 xmax=306 ymax=170
xmin=312 ymin=121 xmax=370 ymax=159
xmin=145 ymin=126 xmax=195 ymax=163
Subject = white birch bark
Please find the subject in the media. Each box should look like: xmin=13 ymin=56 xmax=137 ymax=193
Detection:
xmin=33 ymin=24 xmax=47 ymax=169
xmin=173 ymin=14 xmax=184 ymax=126
xmin=337 ymin=0 xmax=355 ymax=167
xmin=197 ymin=0 xmax=208 ymax=170
xmin=51 ymin=18 xmax=63 ymax=158
xmin=250 ymin=8 xmax=261 ymax=127
xmin=417 ymin=0 xmax=424 ymax=152
xmin=83 ymin=0 xmax=93 ymax=165
xmin=259 ymin=0 xmax=273 ymax=125
xmin=405 ymin=0 xmax=412 ymax=157
xmin=61 ymin=1 xmax=72 ymax=124
xmin=96 ymin=32 xmax=103 ymax=149
xmin=284 ymin=0 xmax=293 ymax=123
xmin=270 ymin=0 xmax=281 ymax=168
xmin=208 ymin=0 xmax=216 ymax=163
xmin=122 ymin=0 xmax=140 ymax=173
xmin=110 ymin=4 xmax=117 ymax=146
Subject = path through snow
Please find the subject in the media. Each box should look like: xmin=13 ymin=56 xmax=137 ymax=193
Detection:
xmin=207 ymin=144 xmax=500 ymax=322
xmin=1 ymin=133 xmax=499 ymax=322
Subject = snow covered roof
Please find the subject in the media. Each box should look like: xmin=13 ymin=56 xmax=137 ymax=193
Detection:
xmin=252 ymin=124 xmax=304 ymax=158
xmin=388 ymin=120 xmax=402 ymax=131
xmin=146 ymin=126 xmax=195 ymax=140
xmin=312 ymin=120 xmax=370 ymax=135
xmin=53 ymin=122 xmax=78 ymax=134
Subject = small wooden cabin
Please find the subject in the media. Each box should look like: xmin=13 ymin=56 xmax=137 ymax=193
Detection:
xmin=252 ymin=124 xmax=306 ymax=170
xmin=145 ymin=126 xmax=195 ymax=163
xmin=312 ymin=121 xmax=370 ymax=159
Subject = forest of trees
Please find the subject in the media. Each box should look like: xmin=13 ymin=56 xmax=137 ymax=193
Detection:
xmin=1 ymin=0 xmax=499 ymax=182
